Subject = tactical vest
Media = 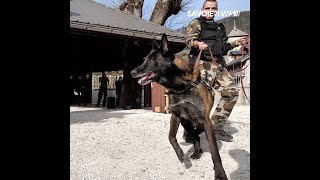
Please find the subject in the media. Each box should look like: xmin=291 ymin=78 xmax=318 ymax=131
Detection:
xmin=189 ymin=16 xmax=227 ymax=65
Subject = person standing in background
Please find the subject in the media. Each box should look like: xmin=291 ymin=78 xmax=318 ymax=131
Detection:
xmin=115 ymin=76 xmax=123 ymax=107
xmin=96 ymin=72 xmax=109 ymax=107
xmin=81 ymin=73 xmax=91 ymax=106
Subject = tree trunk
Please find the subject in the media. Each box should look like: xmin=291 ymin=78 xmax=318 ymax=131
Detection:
xmin=119 ymin=0 xmax=144 ymax=18
xmin=149 ymin=0 xmax=182 ymax=25
xmin=119 ymin=41 xmax=142 ymax=109
xmin=118 ymin=0 xmax=183 ymax=109
xmin=119 ymin=64 xmax=142 ymax=109
xmin=118 ymin=1 xmax=144 ymax=109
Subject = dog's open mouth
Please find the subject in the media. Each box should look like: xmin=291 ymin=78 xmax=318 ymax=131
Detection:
xmin=138 ymin=72 xmax=157 ymax=85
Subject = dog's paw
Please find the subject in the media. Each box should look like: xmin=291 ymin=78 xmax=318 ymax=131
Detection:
xmin=178 ymin=155 xmax=185 ymax=163
xmin=176 ymin=149 xmax=185 ymax=163
xmin=215 ymin=176 xmax=228 ymax=180
xmin=190 ymin=148 xmax=203 ymax=159
xmin=215 ymin=173 xmax=228 ymax=180
xmin=190 ymin=153 xmax=202 ymax=159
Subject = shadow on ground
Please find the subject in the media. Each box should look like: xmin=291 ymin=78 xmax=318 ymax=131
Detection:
xmin=70 ymin=108 xmax=136 ymax=125
xmin=179 ymin=132 xmax=224 ymax=169
xmin=178 ymin=123 xmax=238 ymax=169
xmin=224 ymin=122 xmax=239 ymax=135
xmin=229 ymin=149 xmax=250 ymax=180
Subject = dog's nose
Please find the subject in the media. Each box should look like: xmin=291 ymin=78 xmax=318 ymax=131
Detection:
xmin=131 ymin=70 xmax=137 ymax=77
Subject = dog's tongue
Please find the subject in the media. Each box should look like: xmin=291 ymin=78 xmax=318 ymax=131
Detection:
xmin=138 ymin=72 xmax=156 ymax=85
xmin=138 ymin=75 xmax=148 ymax=84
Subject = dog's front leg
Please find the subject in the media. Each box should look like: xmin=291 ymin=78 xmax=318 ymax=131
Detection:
xmin=168 ymin=114 xmax=184 ymax=162
xmin=199 ymin=85 xmax=228 ymax=180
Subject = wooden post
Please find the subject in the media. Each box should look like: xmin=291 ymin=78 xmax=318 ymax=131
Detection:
xmin=151 ymin=82 xmax=166 ymax=113
xmin=164 ymin=89 xmax=169 ymax=113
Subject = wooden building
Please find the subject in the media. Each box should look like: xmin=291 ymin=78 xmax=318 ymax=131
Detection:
xmin=70 ymin=0 xmax=185 ymax=109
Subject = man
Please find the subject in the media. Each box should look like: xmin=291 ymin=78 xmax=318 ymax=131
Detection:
xmin=181 ymin=0 xmax=247 ymax=142
xmin=69 ymin=74 xmax=74 ymax=105
xmin=81 ymin=73 xmax=91 ymax=107
xmin=115 ymin=76 xmax=123 ymax=107
xmin=75 ymin=75 xmax=83 ymax=106
xmin=96 ymin=72 xmax=109 ymax=107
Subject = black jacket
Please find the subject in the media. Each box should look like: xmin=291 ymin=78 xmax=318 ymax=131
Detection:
xmin=190 ymin=16 xmax=232 ymax=67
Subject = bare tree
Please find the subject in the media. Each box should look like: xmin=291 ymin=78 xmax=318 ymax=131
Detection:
xmin=119 ymin=0 xmax=144 ymax=18
xmin=164 ymin=12 xmax=192 ymax=30
xmin=163 ymin=0 xmax=198 ymax=30
xmin=101 ymin=0 xmax=123 ymax=8
xmin=141 ymin=1 xmax=154 ymax=20
xmin=101 ymin=0 xmax=197 ymax=28
xmin=111 ymin=0 xmax=196 ymax=108
xmin=148 ymin=0 xmax=182 ymax=25
xmin=116 ymin=0 xmax=144 ymax=108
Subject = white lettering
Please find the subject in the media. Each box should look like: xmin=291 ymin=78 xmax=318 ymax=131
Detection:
xmin=187 ymin=10 xmax=191 ymax=16
xmin=186 ymin=10 xmax=241 ymax=17
xmin=233 ymin=11 xmax=241 ymax=17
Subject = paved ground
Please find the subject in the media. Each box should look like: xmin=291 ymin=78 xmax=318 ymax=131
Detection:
xmin=70 ymin=104 xmax=250 ymax=180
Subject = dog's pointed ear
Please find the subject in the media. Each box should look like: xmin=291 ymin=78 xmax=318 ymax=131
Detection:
xmin=152 ymin=38 xmax=158 ymax=50
xmin=160 ymin=33 xmax=169 ymax=52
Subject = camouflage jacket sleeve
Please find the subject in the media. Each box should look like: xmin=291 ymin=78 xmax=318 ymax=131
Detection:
xmin=185 ymin=19 xmax=201 ymax=48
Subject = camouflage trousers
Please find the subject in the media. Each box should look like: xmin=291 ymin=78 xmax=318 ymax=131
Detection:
xmin=198 ymin=60 xmax=239 ymax=130
xmin=177 ymin=49 xmax=239 ymax=130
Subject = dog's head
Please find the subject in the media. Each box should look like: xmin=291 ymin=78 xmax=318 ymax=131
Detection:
xmin=131 ymin=33 xmax=175 ymax=85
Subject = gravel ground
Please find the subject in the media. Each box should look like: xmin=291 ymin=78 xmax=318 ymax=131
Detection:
xmin=70 ymin=104 xmax=250 ymax=180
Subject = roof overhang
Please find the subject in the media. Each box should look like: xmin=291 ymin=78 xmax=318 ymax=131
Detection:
xmin=70 ymin=21 xmax=185 ymax=44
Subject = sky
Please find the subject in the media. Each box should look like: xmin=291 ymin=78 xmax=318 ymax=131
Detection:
xmin=95 ymin=0 xmax=250 ymax=30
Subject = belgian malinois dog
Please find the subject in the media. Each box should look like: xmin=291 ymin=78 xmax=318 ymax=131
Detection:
xmin=131 ymin=33 xmax=227 ymax=180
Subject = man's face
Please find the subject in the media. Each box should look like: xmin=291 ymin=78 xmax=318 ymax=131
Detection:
xmin=202 ymin=1 xmax=218 ymax=20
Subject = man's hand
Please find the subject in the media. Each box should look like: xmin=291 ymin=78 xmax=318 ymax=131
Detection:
xmin=194 ymin=41 xmax=208 ymax=50
xmin=198 ymin=42 xmax=208 ymax=50
xmin=236 ymin=37 xmax=247 ymax=46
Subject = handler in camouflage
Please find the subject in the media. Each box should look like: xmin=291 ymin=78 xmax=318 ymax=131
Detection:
xmin=178 ymin=0 xmax=247 ymax=142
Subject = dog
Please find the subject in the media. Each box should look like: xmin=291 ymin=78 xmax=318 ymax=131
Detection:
xmin=131 ymin=33 xmax=228 ymax=180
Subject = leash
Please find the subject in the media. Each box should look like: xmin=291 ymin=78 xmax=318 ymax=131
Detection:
xmin=193 ymin=39 xmax=250 ymax=104
xmin=194 ymin=48 xmax=222 ymax=71
xmin=238 ymin=37 xmax=250 ymax=104
xmin=234 ymin=37 xmax=250 ymax=72
xmin=239 ymin=57 xmax=250 ymax=103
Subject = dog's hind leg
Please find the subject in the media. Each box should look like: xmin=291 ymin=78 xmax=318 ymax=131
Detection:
xmin=168 ymin=114 xmax=184 ymax=162
xmin=190 ymin=133 xmax=203 ymax=159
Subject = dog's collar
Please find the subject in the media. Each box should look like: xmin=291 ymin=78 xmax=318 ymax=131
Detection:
xmin=168 ymin=80 xmax=213 ymax=94
xmin=169 ymin=81 xmax=198 ymax=94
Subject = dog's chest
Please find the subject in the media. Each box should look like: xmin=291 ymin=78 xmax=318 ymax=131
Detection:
xmin=168 ymin=90 xmax=204 ymax=120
